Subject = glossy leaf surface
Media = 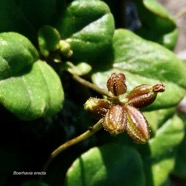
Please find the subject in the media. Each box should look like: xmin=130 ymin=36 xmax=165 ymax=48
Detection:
xmin=92 ymin=29 xmax=186 ymax=110
xmin=0 ymin=32 xmax=38 ymax=79
xmin=0 ymin=33 xmax=64 ymax=120
xmin=0 ymin=60 xmax=64 ymax=120
xmin=65 ymin=144 xmax=145 ymax=186
xmin=134 ymin=0 xmax=178 ymax=49
xmin=38 ymin=25 xmax=61 ymax=57
xmin=171 ymin=116 xmax=186 ymax=178
xmin=143 ymin=113 xmax=185 ymax=186
xmin=57 ymin=0 xmax=115 ymax=65
xmin=113 ymin=111 xmax=185 ymax=185
xmin=91 ymin=28 xmax=186 ymax=185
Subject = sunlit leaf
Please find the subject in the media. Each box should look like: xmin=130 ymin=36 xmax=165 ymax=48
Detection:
xmin=92 ymin=29 xmax=186 ymax=110
xmin=65 ymin=144 xmax=145 ymax=186
xmin=0 ymin=32 xmax=64 ymax=120
xmin=57 ymin=0 xmax=115 ymax=65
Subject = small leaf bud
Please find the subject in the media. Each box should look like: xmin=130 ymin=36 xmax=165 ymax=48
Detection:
xmin=84 ymin=98 xmax=110 ymax=119
xmin=59 ymin=40 xmax=73 ymax=58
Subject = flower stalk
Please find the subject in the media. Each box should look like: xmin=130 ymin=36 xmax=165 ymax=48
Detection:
xmin=72 ymin=74 xmax=114 ymax=98
xmin=41 ymin=72 xmax=165 ymax=179
xmin=41 ymin=119 xmax=103 ymax=178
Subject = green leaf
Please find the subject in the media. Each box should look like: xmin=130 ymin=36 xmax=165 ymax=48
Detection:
xmin=0 ymin=32 xmax=64 ymax=120
xmin=0 ymin=60 xmax=64 ymax=120
xmin=91 ymin=113 xmax=184 ymax=185
xmin=65 ymin=144 xmax=145 ymax=186
xmin=134 ymin=0 xmax=178 ymax=49
xmin=38 ymin=25 xmax=61 ymax=57
xmin=113 ymin=30 xmax=186 ymax=87
xmin=143 ymin=108 xmax=175 ymax=135
xmin=92 ymin=29 xmax=186 ymax=110
xmin=57 ymin=0 xmax=115 ymax=65
xmin=0 ymin=32 xmax=38 ymax=79
xmin=160 ymin=29 xmax=178 ymax=50
xmin=143 ymin=114 xmax=185 ymax=186
xmin=149 ymin=114 xmax=184 ymax=159
xmin=144 ymin=157 xmax=175 ymax=186
xmin=65 ymin=62 xmax=92 ymax=76
xmin=174 ymin=145 xmax=186 ymax=178
xmin=173 ymin=117 xmax=186 ymax=178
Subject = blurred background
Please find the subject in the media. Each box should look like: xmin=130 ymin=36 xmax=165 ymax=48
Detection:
xmin=158 ymin=0 xmax=186 ymax=58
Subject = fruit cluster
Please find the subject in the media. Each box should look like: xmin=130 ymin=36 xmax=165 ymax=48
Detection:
xmin=85 ymin=73 xmax=165 ymax=143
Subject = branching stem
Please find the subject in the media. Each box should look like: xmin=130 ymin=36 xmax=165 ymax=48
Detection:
xmin=72 ymin=74 xmax=113 ymax=98
xmin=41 ymin=74 xmax=112 ymax=179
xmin=41 ymin=119 xmax=103 ymax=179
xmin=175 ymin=7 xmax=186 ymax=19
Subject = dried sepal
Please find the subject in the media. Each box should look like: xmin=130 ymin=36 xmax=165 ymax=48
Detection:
xmin=84 ymin=98 xmax=110 ymax=119
xmin=153 ymin=83 xmax=165 ymax=92
xmin=107 ymin=73 xmax=127 ymax=96
xmin=125 ymin=105 xmax=150 ymax=143
xmin=103 ymin=104 xmax=127 ymax=135
xmin=127 ymin=83 xmax=165 ymax=108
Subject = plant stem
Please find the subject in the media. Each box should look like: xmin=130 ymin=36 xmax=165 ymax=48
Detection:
xmin=175 ymin=7 xmax=186 ymax=19
xmin=73 ymin=74 xmax=113 ymax=98
xmin=40 ymin=118 xmax=103 ymax=179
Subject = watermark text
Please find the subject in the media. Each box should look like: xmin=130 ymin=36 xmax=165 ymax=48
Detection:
xmin=13 ymin=171 xmax=46 ymax=176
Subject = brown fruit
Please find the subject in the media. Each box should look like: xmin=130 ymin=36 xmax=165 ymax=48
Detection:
xmin=107 ymin=73 xmax=127 ymax=96
xmin=103 ymin=104 xmax=127 ymax=135
xmin=125 ymin=105 xmax=150 ymax=143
